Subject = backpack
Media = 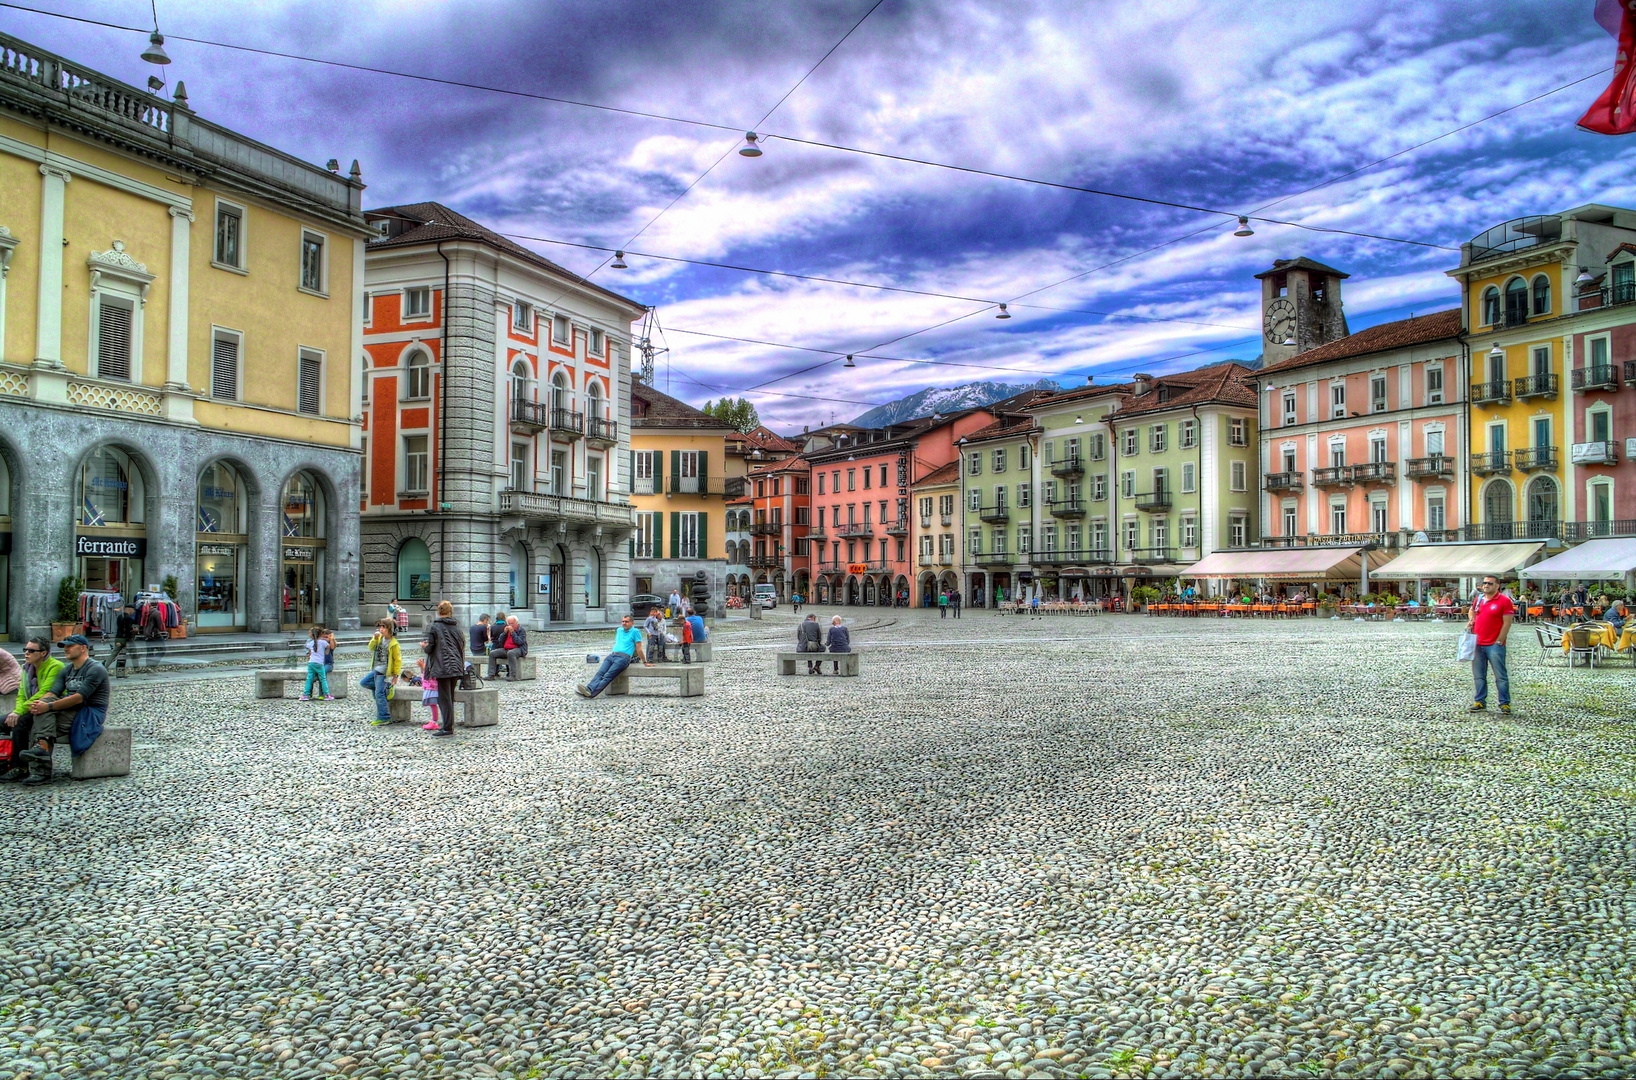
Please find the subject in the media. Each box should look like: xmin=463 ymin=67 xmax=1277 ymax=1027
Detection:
xmin=459 ymin=663 xmax=484 ymax=691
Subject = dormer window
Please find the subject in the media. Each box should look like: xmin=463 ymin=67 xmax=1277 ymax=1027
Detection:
xmin=1612 ymin=260 xmax=1634 ymax=304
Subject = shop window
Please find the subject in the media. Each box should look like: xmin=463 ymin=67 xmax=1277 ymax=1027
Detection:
xmin=397 ymin=538 xmax=432 ymax=600
xmin=80 ymin=446 xmax=143 ymax=526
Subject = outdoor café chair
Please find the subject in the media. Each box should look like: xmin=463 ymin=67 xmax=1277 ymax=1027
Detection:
xmin=1534 ymin=624 xmax=1563 ymax=665
xmin=1567 ymin=625 xmax=1602 ymax=669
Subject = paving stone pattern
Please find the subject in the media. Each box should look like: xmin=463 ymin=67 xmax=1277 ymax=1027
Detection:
xmin=2 ymin=612 xmax=1634 ymax=1079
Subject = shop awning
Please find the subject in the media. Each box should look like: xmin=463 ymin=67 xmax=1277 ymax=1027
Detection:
xmin=1518 ymin=537 xmax=1636 ymax=580
xmin=1179 ymin=546 xmax=1383 ymax=582
xmin=1369 ymin=540 xmax=1544 ymax=580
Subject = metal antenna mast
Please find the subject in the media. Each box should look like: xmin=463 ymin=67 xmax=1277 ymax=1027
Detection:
xmin=634 ymin=307 xmax=668 ymax=387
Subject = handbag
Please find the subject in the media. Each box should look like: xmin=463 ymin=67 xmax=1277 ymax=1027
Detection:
xmin=1456 ymin=631 xmax=1477 ymax=662
xmin=459 ymin=663 xmax=484 ymax=691
xmin=0 ymin=736 xmax=13 ymax=767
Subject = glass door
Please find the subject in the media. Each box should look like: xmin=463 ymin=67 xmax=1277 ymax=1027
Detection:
xmin=283 ymin=562 xmax=317 ymax=628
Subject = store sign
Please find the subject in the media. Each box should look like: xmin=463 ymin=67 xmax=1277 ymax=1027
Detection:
xmin=75 ymin=535 xmax=145 ymax=558
xmin=197 ymin=543 xmax=238 ymax=557
xmin=846 ymin=563 xmax=868 ymax=574
xmin=283 ymin=545 xmax=317 ymax=562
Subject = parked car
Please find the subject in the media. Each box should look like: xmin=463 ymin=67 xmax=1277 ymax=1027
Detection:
xmin=753 ymin=584 xmax=778 ymax=609
xmin=629 ymin=593 xmax=665 ymax=618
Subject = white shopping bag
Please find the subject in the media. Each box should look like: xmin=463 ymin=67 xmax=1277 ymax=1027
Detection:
xmin=1456 ymin=631 xmax=1477 ymax=662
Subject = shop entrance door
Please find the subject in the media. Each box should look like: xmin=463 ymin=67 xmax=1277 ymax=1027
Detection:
xmin=549 ymin=559 xmax=566 ymax=621
xmin=283 ymin=562 xmax=317 ymax=628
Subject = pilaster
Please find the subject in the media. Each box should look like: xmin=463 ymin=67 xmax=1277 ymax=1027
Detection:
xmin=162 ymin=206 xmax=197 ymax=423
xmin=33 ymin=164 xmax=69 ymax=372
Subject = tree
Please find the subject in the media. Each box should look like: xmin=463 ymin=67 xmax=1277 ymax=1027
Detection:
xmin=701 ymin=397 xmax=760 ymax=433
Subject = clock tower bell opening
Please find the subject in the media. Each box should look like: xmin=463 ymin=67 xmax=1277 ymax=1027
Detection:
xmin=1255 ymin=257 xmax=1350 ymax=365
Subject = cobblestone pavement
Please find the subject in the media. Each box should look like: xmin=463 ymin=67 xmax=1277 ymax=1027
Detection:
xmin=3 ymin=611 xmax=1634 ymax=1079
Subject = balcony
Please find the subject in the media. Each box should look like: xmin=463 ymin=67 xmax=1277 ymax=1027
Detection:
xmin=1034 ymin=548 xmax=1113 ymax=565
xmin=919 ymin=517 xmax=932 ymax=531
xmin=1470 ymin=381 xmax=1512 ymax=406
xmin=938 ymin=552 xmax=953 ymax=565
xmin=978 ymin=504 xmax=1010 ymax=524
xmin=1462 ymin=521 xmax=1562 ymax=542
xmin=885 ymin=518 xmax=910 ymax=536
xmin=1501 ymin=305 xmax=1530 ymax=329
xmin=1514 ymin=374 xmax=1559 ymax=401
xmin=1134 ymin=490 xmax=1172 ymax=511
xmin=836 ymin=523 xmax=875 ymax=538
xmin=749 ymin=521 xmax=783 ymax=536
xmin=1264 ymin=471 xmax=1304 ymax=493
xmin=1564 ymin=519 xmax=1636 ymax=541
xmin=498 ymin=489 xmax=633 ymax=528
xmin=1572 ymin=365 xmax=1620 ymax=392
xmin=971 ymin=550 xmax=1012 ymax=566
xmin=806 ymin=524 xmax=827 ymax=539
xmin=1514 ymin=446 xmax=1559 ymax=471
xmin=747 ymin=555 xmax=781 ymax=569
xmin=548 ymin=408 xmax=584 ymax=439
xmin=1351 ymin=461 xmax=1396 ymax=485
xmin=941 ymin=514 xmax=954 ymax=527
xmin=1047 ymin=499 xmax=1086 ymax=518
xmin=1131 ymin=547 xmax=1176 ymax=564
xmin=1311 ymin=467 xmax=1353 ymax=488
xmin=723 ymin=476 xmax=747 ymax=499
xmin=1405 ymin=455 xmax=1455 ymax=480
xmin=918 ymin=553 xmax=935 ymax=566
xmin=1625 ymin=360 xmax=1636 ymax=385
xmin=1470 ymin=451 xmax=1511 ymax=476
xmin=1050 ymin=457 xmax=1084 ymax=479
xmin=586 ymin=415 xmax=619 ymax=446
xmin=510 ymin=400 xmax=548 ymax=433
xmin=1262 ymin=531 xmax=1417 ymax=551
xmin=1571 ymin=440 xmax=1618 ymax=465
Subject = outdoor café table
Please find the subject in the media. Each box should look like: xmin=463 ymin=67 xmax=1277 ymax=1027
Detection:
xmin=1560 ymin=621 xmax=1636 ymax=655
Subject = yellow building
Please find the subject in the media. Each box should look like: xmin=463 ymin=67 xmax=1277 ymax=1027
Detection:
xmin=0 ymin=32 xmax=371 ymax=636
xmin=1452 ymin=206 xmax=1636 ymax=542
xmin=628 ymin=382 xmax=743 ymax=611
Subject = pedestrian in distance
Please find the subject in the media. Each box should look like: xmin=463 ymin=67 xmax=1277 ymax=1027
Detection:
xmin=791 ymin=592 xmax=803 ymax=615
xmin=106 ymin=604 xmax=137 ymax=678
xmin=825 ymin=615 xmax=851 ymax=675
xmin=301 ymin=626 xmax=333 ymax=701
xmin=577 ymin=614 xmax=651 ymax=697
xmin=18 ymin=635 xmax=110 ymax=786
xmin=938 ymin=591 xmax=948 ymax=619
xmin=420 ymin=600 xmax=466 ymax=737
xmin=951 ymin=590 xmax=962 ymax=619
xmin=1468 ymin=574 xmax=1514 ymax=715
xmin=644 ymin=606 xmax=669 ymax=663
xmin=469 ymin=613 xmax=492 ymax=658
xmin=668 ymin=587 xmax=684 ymax=619
xmin=361 ymin=619 xmax=401 ymax=726
xmin=1 ymin=638 xmax=61 ymax=784
xmin=796 ymin=613 xmax=824 ymax=674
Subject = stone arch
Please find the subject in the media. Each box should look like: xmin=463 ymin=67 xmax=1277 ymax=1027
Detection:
xmin=1525 ymin=474 xmax=1559 ymax=528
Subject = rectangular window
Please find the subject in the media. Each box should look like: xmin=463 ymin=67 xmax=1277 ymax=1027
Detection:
xmin=1426 ymin=429 xmax=1445 ymax=456
xmin=362 ymin=291 xmax=372 ymax=327
xmin=1230 ymin=461 xmax=1246 ymax=491
xmin=678 ymin=513 xmax=701 ymax=558
xmin=1371 ymin=374 xmax=1387 ymax=413
xmin=1149 ymin=424 xmax=1167 ymax=453
xmin=940 ymin=494 xmax=954 ymax=517
xmin=1592 ymin=409 xmax=1611 ymax=444
xmin=968 ymin=528 xmax=982 ymax=555
xmin=1088 ymin=433 xmax=1105 ymax=461
xmin=633 ymin=451 xmax=655 ymax=495
xmin=992 ymin=528 xmax=1007 ymax=554
xmin=1532 ymin=346 xmax=1550 ymax=377
xmin=1330 ymin=504 xmax=1347 ymax=534
xmin=881 ymin=463 xmax=890 ymax=488
xmin=514 ymin=301 xmax=533 ymax=333
xmin=1282 ymin=392 xmax=1297 ymax=425
xmin=677 ymin=451 xmax=701 ymax=492
xmin=1042 ymin=525 xmax=1057 ymax=552
xmin=1488 ymin=425 xmax=1506 ymax=454
xmin=1122 ymin=519 xmax=1138 ymax=551
xmin=1182 ymin=517 xmax=1197 ymax=549
xmin=1533 ymin=417 xmax=1550 ymax=448
xmin=1064 ymin=436 xmax=1080 ymax=463
xmin=404 ymin=287 xmax=431 ymax=318
xmin=1018 ymin=482 xmax=1031 ymax=508
xmin=297 ymin=349 xmax=323 ymax=414
xmin=635 ymin=513 xmax=658 ymax=558
xmin=1427 ymin=494 xmax=1445 ymax=533
xmin=1122 ymin=428 xmax=1139 ymax=456
xmin=1595 ymin=484 xmax=1612 ymax=524
xmin=1151 ymin=518 xmax=1168 ymax=550
xmin=590 ymin=328 xmax=606 ymax=355
xmin=1331 ymin=383 xmax=1346 ymax=419
xmin=404 ymin=435 xmax=429 ymax=493
xmin=1020 ymin=443 xmax=1031 ymax=469
xmin=1121 ymin=470 xmax=1135 ymax=498
xmin=510 ymin=441 xmax=529 ymax=491
xmin=96 ymin=297 xmax=133 ymax=381
xmin=1153 ymin=467 xmax=1168 ymax=493
xmin=967 ymin=452 xmax=982 ymax=475
xmin=1230 ymin=516 xmax=1247 ymax=548
xmin=1090 ymin=522 xmax=1106 ymax=552
xmin=1592 ymin=336 xmax=1610 ymax=370
xmin=1330 ymin=443 xmax=1346 ymax=468
xmin=553 ymin=314 xmax=571 ymax=347
xmin=1283 ymin=447 xmax=1297 ymax=472
xmin=968 ymin=489 xmax=982 ymax=511
xmin=1017 ymin=527 xmax=1031 ymax=554
xmin=1179 ymin=420 xmax=1196 ymax=448
xmin=1371 ymin=437 xmax=1388 ymax=464
xmin=587 ymin=456 xmax=603 ymax=501
xmin=211 ymin=331 xmax=240 ymax=400
xmin=1282 ymin=504 xmax=1298 ymax=536
xmin=863 ymin=466 xmax=872 ymax=489
xmin=551 ymin=450 xmax=567 ymax=495
xmin=1091 ymin=474 xmax=1107 ymax=501
xmin=1426 ymin=366 xmax=1444 ymax=405
xmin=1229 ymin=418 xmax=1248 ymax=446
xmin=833 ymin=470 xmax=841 ymax=492
xmin=1181 ymin=462 xmax=1195 ymax=493
xmin=214 ymin=203 xmax=244 ymax=269
xmin=993 ymin=448 xmax=1006 ymax=473
xmin=1372 ymin=501 xmax=1388 ymax=533
xmin=300 ymin=231 xmax=325 ymax=293
xmin=847 ymin=469 xmax=856 ymax=491
xmin=817 ymin=472 xmax=825 ymax=495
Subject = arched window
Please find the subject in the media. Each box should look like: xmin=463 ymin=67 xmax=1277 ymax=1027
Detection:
xmin=1527 ymin=476 xmax=1559 ymax=526
xmin=1481 ymin=286 xmax=1500 ymax=326
xmin=397 ymin=537 xmax=432 ymax=600
xmin=197 ymin=461 xmax=244 ymax=534
xmin=584 ymin=549 xmax=602 ymax=608
xmin=586 ymin=379 xmax=605 ymax=420
xmin=80 ymin=447 xmax=144 ymax=525
xmin=551 ymin=372 xmax=570 ymax=414
xmin=510 ymin=359 xmax=530 ymax=406
xmin=1484 ymin=479 xmax=1514 ymax=525
xmin=1532 ymin=274 xmax=1551 ymax=316
xmin=1504 ymin=277 xmax=1528 ymax=324
xmin=404 ymin=349 xmax=432 ymax=400
xmin=359 ymin=354 xmax=370 ymax=405
xmin=282 ymin=472 xmax=323 ymax=537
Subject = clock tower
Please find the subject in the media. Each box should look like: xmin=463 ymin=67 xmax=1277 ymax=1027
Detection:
xmin=1255 ymin=257 xmax=1350 ymax=365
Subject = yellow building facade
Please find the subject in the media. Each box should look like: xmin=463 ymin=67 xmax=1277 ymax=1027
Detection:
xmin=0 ymin=32 xmax=371 ymax=636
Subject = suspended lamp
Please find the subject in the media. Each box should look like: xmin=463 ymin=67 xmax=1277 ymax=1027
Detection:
xmin=611 ymin=250 xmax=628 ymax=269
xmin=1233 ymin=216 xmax=1254 ymax=237
xmin=995 ymin=303 xmax=1011 ymax=320
xmin=141 ymin=31 xmax=171 ymax=65
xmin=843 ymin=354 xmax=856 ymax=368
xmin=739 ymin=132 xmax=763 ymax=158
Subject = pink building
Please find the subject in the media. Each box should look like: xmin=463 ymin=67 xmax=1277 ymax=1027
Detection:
xmin=1566 ymin=246 xmax=1636 ymax=531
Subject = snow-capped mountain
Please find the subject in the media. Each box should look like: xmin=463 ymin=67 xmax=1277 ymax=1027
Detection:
xmin=850 ymin=379 xmax=1060 ymax=428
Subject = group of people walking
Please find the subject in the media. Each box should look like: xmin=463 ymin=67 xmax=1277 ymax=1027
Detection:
xmin=937 ymin=591 xmax=962 ymax=618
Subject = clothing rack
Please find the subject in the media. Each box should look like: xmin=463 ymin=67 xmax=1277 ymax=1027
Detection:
xmin=77 ymin=590 xmax=125 ymax=637
xmin=133 ymin=592 xmax=180 ymax=637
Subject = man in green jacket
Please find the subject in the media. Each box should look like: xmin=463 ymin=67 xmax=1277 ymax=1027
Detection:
xmin=1 ymin=637 xmax=63 ymax=783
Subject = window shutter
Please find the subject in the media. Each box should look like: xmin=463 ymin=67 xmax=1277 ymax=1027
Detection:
xmin=651 ymin=511 xmax=662 ymax=559
xmin=652 ymin=450 xmax=663 ymax=494
xmin=698 ymin=510 xmax=708 ymax=559
xmin=669 ymin=512 xmax=680 ymax=559
xmin=97 ymin=300 xmax=132 ymax=380
xmin=212 ymin=335 xmax=239 ymax=399
xmin=671 ymin=450 xmax=681 ymax=494
xmin=298 ymin=353 xmax=322 ymax=414
xmin=698 ymin=450 xmax=708 ymax=497
xmin=628 ymin=450 xmax=635 ymax=492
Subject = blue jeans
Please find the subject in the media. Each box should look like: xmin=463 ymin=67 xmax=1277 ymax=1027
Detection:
xmin=586 ymin=652 xmax=633 ymax=696
xmin=1473 ymin=643 xmax=1509 ymax=706
xmin=302 ymin=661 xmax=330 ymax=698
xmin=360 ymin=670 xmax=391 ymax=720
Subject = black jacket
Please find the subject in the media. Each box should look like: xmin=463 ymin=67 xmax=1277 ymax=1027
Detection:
xmin=115 ymin=612 xmax=137 ymax=641
xmin=422 ymin=616 xmax=467 ymax=679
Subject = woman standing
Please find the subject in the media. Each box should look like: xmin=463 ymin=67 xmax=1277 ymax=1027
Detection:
xmin=301 ymin=626 xmax=333 ymax=701
xmin=420 ymin=600 xmax=466 ymax=738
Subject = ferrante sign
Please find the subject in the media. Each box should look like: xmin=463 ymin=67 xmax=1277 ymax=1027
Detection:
xmin=75 ymin=535 xmax=146 ymax=558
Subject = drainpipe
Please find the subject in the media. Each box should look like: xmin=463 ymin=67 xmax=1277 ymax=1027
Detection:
xmin=1102 ymin=412 xmax=1121 ymax=604
xmin=436 ymin=241 xmax=450 ymax=599
xmin=1192 ymin=402 xmax=1206 ymax=594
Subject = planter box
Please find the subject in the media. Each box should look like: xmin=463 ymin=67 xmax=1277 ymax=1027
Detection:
xmin=51 ymin=623 xmax=84 ymax=641
xmin=167 ymin=626 xmax=187 ymax=639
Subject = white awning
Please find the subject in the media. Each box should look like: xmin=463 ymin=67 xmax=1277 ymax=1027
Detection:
xmin=1369 ymin=541 xmax=1544 ymax=580
xmin=1180 ymin=546 xmax=1383 ymax=582
xmin=1519 ymin=537 xmax=1636 ymax=579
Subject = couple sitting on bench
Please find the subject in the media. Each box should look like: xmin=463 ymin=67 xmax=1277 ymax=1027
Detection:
xmin=795 ymin=614 xmax=850 ymax=674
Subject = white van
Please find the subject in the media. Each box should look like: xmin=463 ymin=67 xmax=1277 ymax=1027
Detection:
xmin=753 ymin=584 xmax=778 ymax=609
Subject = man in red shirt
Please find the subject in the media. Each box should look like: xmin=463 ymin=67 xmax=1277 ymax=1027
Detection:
xmin=1467 ymin=575 xmax=1514 ymax=714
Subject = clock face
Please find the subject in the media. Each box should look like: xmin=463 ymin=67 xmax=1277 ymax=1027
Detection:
xmin=1264 ymin=298 xmax=1296 ymax=344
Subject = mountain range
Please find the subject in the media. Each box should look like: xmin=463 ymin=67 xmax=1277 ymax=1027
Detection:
xmin=850 ymin=379 xmax=1061 ymax=428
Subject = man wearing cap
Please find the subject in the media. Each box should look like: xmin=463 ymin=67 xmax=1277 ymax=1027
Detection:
xmin=18 ymin=635 xmax=110 ymax=785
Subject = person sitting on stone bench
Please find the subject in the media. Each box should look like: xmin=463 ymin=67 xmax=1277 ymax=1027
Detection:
xmin=18 ymin=635 xmax=110 ymax=786
xmin=796 ymin=613 xmax=825 ymax=674
xmin=824 ymin=615 xmax=851 ymax=676
xmin=2 ymin=637 xmax=63 ymax=784
xmin=577 ymin=613 xmax=651 ymax=698
xmin=486 ymin=615 xmax=529 ymax=682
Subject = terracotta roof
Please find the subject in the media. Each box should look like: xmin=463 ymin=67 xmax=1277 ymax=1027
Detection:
xmin=915 ymin=461 xmax=961 ymax=486
xmin=1021 ymin=382 xmax=1132 ymax=411
xmin=1607 ymin=242 xmax=1636 ymax=262
xmin=1254 ymin=256 xmax=1350 ymax=280
xmin=630 ymin=383 xmax=739 ymax=431
xmin=986 ymin=388 xmax=1059 ymax=413
xmin=1107 ymin=362 xmax=1258 ymax=420
xmin=752 ymin=457 xmax=810 ymax=475
xmin=962 ymin=415 xmax=1037 ymax=444
xmin=743 ymin=426 xmax=802 ymax=453
xmin=1258 ymin=309 xmax=1462 ymax=375
xmin=366 ymin=202 xmax=644 ymax=313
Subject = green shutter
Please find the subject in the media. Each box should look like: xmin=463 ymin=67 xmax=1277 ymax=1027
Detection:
xmin=671 ymin=450 xmax=681 ymax=494
xmin=698 ymin=510 xmax=709 ymax=559
xmin=652 ymin=511 xmax=662 ymax=559
xmin=698 ymin=450 xmax=709 ymax=497
xmin=652 ymin=450 xmax=662 ymax=494
xmin=670 ymin=511 xmax=681 ymax=558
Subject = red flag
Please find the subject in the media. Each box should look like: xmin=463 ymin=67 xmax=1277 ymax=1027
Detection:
xmin=1580 ymin=0 xmax=1636 ymax=134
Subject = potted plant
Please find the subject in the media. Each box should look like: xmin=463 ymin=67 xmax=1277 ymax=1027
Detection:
xmin=1317 ymin=597 xmax=1338 ymax=619
xmin=160 ymin=574 xmax=186 ymax=637
xmin=52 ymin=576 xmax=84 ymax=641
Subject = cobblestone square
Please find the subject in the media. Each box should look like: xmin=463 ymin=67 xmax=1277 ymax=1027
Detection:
xmin=3 ymin=611 xmax=1634 ymax=1079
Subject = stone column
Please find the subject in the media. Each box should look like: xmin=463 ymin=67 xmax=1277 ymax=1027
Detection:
xmin=18 ymin=456 xmax=73 ymax=640
xmin=32 ymin=165 xmax=70 ymax=403
xmin=251 ymin=492 xmax=281 ymax=634
xmin=162 ymin=207 xmax=196 ymax=423
xmin=329 ymin=464 xmax=361 ymax=629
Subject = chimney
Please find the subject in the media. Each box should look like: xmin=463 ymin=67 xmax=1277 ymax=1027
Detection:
xmin=1133 ymin=373 xmax=1154 ymax=396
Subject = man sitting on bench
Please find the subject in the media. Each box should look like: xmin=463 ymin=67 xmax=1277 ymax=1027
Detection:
xmin=486 ymin=615 xmax=528 ymax=682
xmin=577 ymin=614 xmax=651 ymax=698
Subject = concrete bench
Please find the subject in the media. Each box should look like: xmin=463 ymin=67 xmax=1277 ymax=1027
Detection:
xmin=777 ymin=651 xmax=859 ymax=676
xmin=71 ymin=727 xmax=132 ymax=780
xmin=386 ymin=694 xmax=416 ymax=725
xmin=255 ymin=669 xmax=349 ymax=699
xmin=662 ymin=641 xmax=713 ymax=662
xmin=453 ymin=687 xmax=499 ymax=727
xmin=608 ymin=664 xmax=705 ymax=697
xmin=486 ymin=655 xmax=537 ymax=681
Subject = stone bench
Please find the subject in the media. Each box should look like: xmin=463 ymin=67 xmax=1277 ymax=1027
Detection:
xmin=453 ymin=687 xmax=499 ymax=727
xmin=777 ymin=651 xmax=859 ymax=676
xmin=608 ymin=664 xmax=705 ymax=697
xmin=486 ymin=654 xmax=537 ymax=681
xmin=255 ymin=669 xmax=349 ymax=698
xmin=386 ymin=694 xmax=416 ymax=725
xmin=661 ymin=641 xmax=712 ymax=662
xmin=71 ymin=727 xmax=132 ymax=780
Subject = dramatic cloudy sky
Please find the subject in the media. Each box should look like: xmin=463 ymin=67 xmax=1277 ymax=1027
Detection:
xmin=12 ymin=1 xmax=1633 ymax=427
